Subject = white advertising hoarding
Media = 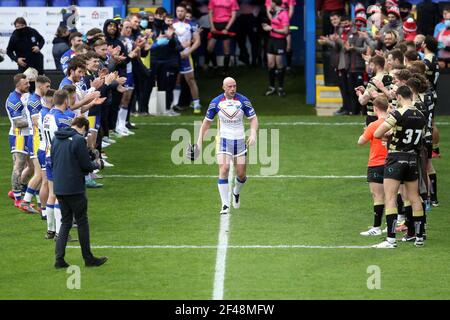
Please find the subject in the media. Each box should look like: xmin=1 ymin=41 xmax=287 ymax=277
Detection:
xmin=0 ymin=6 xmax=114 ymax=70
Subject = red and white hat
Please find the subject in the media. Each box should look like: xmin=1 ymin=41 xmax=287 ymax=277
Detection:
xmin=355 ymin=12 xmax=367 ymax=25
xmin=403 ymin=17 xmax=417 ymax=33
xmin=387 ymin=6 xmax=401 ymax=18
xmin=367 ymin=4 xmax=381 ymax=16
xmin=386 ymin=0 xmax=399 ymax=8
xmin=355 ymin=2 xmax=366 ymax=14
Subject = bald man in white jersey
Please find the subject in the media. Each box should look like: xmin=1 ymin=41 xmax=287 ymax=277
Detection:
xmin=189 ymin=78 xmax=258 ymax=214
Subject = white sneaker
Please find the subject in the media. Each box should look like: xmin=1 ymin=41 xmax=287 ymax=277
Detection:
xmin=102 ymin=159 xmax=114 ymax=167
xmin=164 ymin=109 xmax=181 ymax=117
xmin=232 ymin=193 xmax=240 ymax=209
xmin=360 ymin=227 xmax=382 ymax=236
xmin=101 ymin=141 xmax=111 ymax=149
xmin=115 ymin=129 xmax=129 ymax=137
xmin=102 ymin=137 xmax=116 ymax=144
xmin=220 ymin=205 xmax=230 ymax=215
xmin=372 ymin=238 xmax=397 ymax=249
xmin=123 ymin=128 xmax=135 ymax=135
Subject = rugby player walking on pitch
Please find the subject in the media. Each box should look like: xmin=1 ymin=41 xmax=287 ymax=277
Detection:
xmin=188 ymin=77 xmax=258 ymax=214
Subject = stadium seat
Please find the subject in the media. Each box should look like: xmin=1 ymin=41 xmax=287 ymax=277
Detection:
xmin=76 ymin=0 xmax=98 ymax=6
xmin=25 ymin=0 xmax=48 ymax=5
xmin=51 ymin=0 xmax=72 ymax=6
xmin=0 ymin=0 xmax=22 ymax=5
xmin=103 ymin=0 xmax=124 ymax=7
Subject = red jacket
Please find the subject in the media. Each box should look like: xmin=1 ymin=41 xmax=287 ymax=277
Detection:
xmin=317 ymin=0 xmax=345 ymax=12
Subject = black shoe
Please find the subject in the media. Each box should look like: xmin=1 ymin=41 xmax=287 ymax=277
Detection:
xmin=85 ymin=256 xmax=108 ymax=267
xmin=126 ymin=122 xmax=137 ymax=130
xmin=45 ymin=231 xmax=56 ymax=240
xmin=41 ymin=214 xmax=47 ymax=221
xmin=277 ymin=88 xmax=286 ymax=97
xmin=173 ymin=105 xmax=187 ymax=112
xmin=334 ymin=109 xmax=349 ymax=116
xmin=54 ymin=259 xmax=70 ymax=269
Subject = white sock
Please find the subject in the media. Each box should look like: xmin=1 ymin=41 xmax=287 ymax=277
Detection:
xmin=233 ymin=176 xmax=247 ymax=195
xmin=218 ymin=179 xmax=229 ymax=207
xmin=55 ymin=203 xmax=62 ymax=234
xmin=172 ymin=86 xmax=181 ymax=107
xmin=193 ymin=99 xmax=200 ymax=108
xmin=35 ymin=194 xmax=41 ymax=207
xmin=23 ymin=187 xmax=37 ymax=203
xmin=41 ymin=206 xmax=47 ymax=218
xmin=117 ymin=107 xmax=127 ymax=130
xmin=46 ymin=204 xmax=55 ymax=232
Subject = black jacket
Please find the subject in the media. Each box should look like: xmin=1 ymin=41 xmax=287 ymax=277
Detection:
xmin=7 ymin=27 xmax=45 ymax=73
xmin=51 ymin=127 xmax=99 ymax=196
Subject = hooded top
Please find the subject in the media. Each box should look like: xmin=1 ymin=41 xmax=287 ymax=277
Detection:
xmin=51 ymin=127 xmax=99 ymax=195
xmin=7 ymin=26 xmax=45 ymax=72
xmin=103 ymin=19 xmax=129 ymax=76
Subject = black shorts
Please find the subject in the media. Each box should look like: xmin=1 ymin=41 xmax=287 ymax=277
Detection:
xmin=367 ymin=165 xmax=384 ymax=184
xmin=268 ymin=37 xmax=287 ymax=55
xmin=212 ymin=22 xmax=232 ymax=40
xmin=384 ymin=152 xmax=419 ymax=182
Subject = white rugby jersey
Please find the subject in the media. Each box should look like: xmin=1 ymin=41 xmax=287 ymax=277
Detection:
xmin=173 ymin=19 xmax=198 ymax=54
xmin=205 ymin=93 xmax=256 ymax=140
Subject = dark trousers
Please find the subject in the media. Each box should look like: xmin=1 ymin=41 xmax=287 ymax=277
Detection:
xmin=153 ymin=60 xmax=179 ymax=110
xmin=138 ymin=69 xmax=154 ymax=113
xmin=337 ymin=69 xmax=352 ymax=113
xmin=236 ymin=13 xmax=259 ymax=66
xmin=109 ymin=90 xmax=122 ymax=132
xmin=347 ymin=71 xmax=365 ymax=115
xmin=55 ymin=193 xmax=94 ymax=263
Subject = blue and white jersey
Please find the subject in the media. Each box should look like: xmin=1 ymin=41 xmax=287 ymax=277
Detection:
xmin=173 ymin=18 xmax=198 ymax=54
xmin=27 ymin=92 xmax=43 ymax=125
xmin=38 ymin=105 xmax=51 ymax=151
xmin=43 ymin=108 xmax=74 ymax=157
xmin=59 ymin=76 xmax=74 ymax=89
xmin=205 ymin=93 xmax=256 ymax=140
xmin=5 ymin=90 xmax=32 ymax=136
xmin=60 ymin=49 xmax=75 ymax=75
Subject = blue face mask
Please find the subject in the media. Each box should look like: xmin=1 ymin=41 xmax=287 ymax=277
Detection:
xmin=157 ymin=37 xmax=169 ymax=46
xmin=140 ymin=19 xmax=148 ymax=29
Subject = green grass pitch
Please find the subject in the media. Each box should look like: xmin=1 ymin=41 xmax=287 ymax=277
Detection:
xmin=0 ymin=68 xmax=449 ymax=299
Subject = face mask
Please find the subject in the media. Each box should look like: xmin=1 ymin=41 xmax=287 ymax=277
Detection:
xmin=400 ymin=11 xmax=409 ymax=19
xmin=156 ymin=37 xmax=169 ymax=46
xmin=445 ymin=19 xmax=450 ymax=28
xmin=389 ymin=20 xmax=398 ymax=27
xmin=140 ymin=19 xmax=148 ymax=29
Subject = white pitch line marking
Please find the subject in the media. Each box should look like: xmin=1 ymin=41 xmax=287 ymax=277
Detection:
xmin=212 ymin=163 xmax=234 ymax=300
xmin=103 ymin=174 xmax=366 ymax=179
xmin=67 ymin=244 xmax=372 ymax=249
xmin=4 ymin=121 xmax=447 ymax=127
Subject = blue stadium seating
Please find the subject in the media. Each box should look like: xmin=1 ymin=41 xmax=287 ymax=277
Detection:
xmin=0 ymin=0 xmax=22 ymax=6
xmin=25 ymin=0 xmax=47 ymax=5
xmin=103 ymin=0 xmax=124 ymax=7
xmin=77 ymin=0 xmax=98 ymax=6
xmin=51 ymin=0 xmax=72 ymax=6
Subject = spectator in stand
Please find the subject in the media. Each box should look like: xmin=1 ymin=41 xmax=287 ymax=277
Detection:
xmin=403 ymin=17 xmax=417 ymax=42
xmin=436 ymin=18 xmax=450 ymax=68
xmin=7 ymin=17 xmax=45 ymax=75
xmin=434 ymin=5 xmax=450 ymax=39
xmin=345 ymin=13 xmax=368 ymax=115
xmin=52 ymin=26 xmax=70 ymax=72
xmin=379 ymin=6 xmax=404 ymax=41
xmin=317 ymin=0 xmax=346 ymax=36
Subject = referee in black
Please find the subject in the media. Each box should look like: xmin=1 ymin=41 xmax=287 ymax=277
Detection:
xmin=51 ymin=116 xmax=107 ymax=269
